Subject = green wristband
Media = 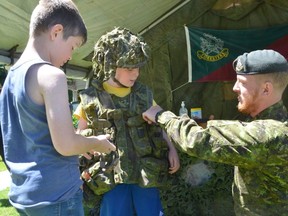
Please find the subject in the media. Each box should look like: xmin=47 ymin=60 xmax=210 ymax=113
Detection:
xmin=155 ymin=110 xmax=165 ymax=124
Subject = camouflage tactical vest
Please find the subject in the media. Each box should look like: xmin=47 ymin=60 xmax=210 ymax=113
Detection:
xmin=79 ymin=80 xmax=169 ymax=197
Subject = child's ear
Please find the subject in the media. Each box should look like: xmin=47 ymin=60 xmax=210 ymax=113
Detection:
xmin=50 ymin=24 xmax=63 ymax=40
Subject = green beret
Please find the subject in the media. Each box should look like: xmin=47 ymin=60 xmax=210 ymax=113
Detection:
xmin=233 ymin=49 xmax=288 ymax=75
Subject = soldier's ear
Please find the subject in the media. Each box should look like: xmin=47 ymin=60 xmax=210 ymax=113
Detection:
xmin=263 ymin=81 xmax=273 ymax=96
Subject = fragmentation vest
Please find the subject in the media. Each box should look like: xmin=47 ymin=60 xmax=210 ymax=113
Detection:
xmin=79 ymin=80 xmax=169 ymax=196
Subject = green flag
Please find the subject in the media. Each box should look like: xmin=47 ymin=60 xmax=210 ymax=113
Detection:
xmin=185 ymin=25 xmax=288 ymax=82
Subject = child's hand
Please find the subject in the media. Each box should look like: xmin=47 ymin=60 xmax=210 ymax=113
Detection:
xmin=168 ymin=147 xmax=180 ymax=174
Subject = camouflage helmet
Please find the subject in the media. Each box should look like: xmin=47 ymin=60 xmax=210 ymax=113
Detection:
xmin=92 ymin=27 xmax=150 ymax=82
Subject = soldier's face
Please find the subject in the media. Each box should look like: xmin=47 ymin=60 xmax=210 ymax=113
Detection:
xmin=233 ymin=75 xmax=262 ymax=116
xmin=115 ymin=67 xmax=139 ymax=87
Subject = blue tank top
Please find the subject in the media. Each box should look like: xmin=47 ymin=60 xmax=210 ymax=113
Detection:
xmin=0 ymin=59 xmax=82 ymax=209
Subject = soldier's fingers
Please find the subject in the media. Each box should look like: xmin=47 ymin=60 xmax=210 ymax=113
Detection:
xmin=82 ymin=152 xmax=92 ymax=159
xmin=108 ymin=142 xmax=116 ymax=151
xmin=93 ymin=151 xmax=101 ymax=156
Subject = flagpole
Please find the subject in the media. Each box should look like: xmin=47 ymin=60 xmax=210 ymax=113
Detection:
xmin=184 ymin=25 xmax=192 ymax=83
xmin=171 ymin=25 xmax=192 ymax=92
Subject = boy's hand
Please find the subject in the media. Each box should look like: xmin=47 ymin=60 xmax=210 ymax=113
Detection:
xmin=168 ymin=147 xmax=180 ymax=174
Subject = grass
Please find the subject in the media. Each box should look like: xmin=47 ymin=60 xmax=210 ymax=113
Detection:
xmin=0 ymin=188 xmax=18 ymax=216
xmin=0 ymin=157 xmax=7 ymax=172
xmin=0 ymin=156 xmax=18 ymax=216
xmin=0 ymin=156 xmax=92 ymax=215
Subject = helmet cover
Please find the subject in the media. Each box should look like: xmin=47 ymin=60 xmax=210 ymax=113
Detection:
xmin=92 ymin=27 xmax=150 ymax=81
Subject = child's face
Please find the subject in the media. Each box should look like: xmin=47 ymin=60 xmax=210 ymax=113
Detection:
xmin=114 ymin=67 xmax=139 ymax=87
xmin=51 ymin=32 xmax=83 ymax=68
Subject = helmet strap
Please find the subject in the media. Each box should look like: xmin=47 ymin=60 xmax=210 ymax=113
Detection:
xmin=112 ymin=76 xmax=129 ymax=88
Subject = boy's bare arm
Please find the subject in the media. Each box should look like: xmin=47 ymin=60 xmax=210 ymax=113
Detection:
xmin=162 ymin=130 xmax=180 ymax=174
xmin=34 ymin=64 xmax=115 ymax=156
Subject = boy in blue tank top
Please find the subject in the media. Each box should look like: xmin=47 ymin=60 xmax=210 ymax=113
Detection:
xmin=0 ymin=0 xmax=116 ymax=215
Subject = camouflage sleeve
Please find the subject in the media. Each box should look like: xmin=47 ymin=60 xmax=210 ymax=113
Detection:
xmin=157 ymin=111 xmax=288 ymax=168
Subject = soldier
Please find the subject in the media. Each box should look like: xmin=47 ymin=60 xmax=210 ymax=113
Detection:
xmin=143 ymin=49 xmax=288 ymax=216
xmin=74 ymin=27 xmax=180 ymax=216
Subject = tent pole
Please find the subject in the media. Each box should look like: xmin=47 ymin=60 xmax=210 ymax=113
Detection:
xmin=139 ymin=0 xmax=191 ymax=35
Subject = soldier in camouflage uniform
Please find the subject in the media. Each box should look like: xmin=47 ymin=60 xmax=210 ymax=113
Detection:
xmin=74 ymin=27 xmax=180 ymax=216
xmin=143 ymin=49 xmax=288 ymax=216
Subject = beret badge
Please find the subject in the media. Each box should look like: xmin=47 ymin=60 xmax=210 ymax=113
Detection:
xmin=235 ymin=59 xmax=244 ymax=72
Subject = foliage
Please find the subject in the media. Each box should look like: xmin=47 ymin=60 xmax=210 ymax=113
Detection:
xmin=0 ymin=157 xmax=7 ymax=172
xmin=159 ymin=151 xmax=236 ymax=216
xmin=0 ymin=157 xmax=17 ymax=216
xmin=72 ymin=115 xmax=79 ymax=129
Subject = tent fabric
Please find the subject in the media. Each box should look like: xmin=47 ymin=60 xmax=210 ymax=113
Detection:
xmin=141 ymin=0 xmax=288 ymax=118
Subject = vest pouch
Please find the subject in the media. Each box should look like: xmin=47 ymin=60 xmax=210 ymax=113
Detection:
xmin=148 ymin=125 xmax=169 ymax=158
xmin=128 ymin=125 xmax=152 ymax=156
xmin=82 ymin=181 xmax=102 ymax=208
xmin=81 ymin=152 xmax=119 ymax=195
xmin=139 ymin=157 xmax=169 ymax=188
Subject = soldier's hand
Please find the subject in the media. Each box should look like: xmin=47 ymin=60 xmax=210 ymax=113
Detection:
xmin=142 ymin=105 xmax=163 ymax=124
xmin=92 ymin=134 xmax=116 ymax=154
xmin=82 ymin=151 xmax=101 ymax=159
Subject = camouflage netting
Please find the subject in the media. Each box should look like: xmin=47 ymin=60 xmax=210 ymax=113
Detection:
xmin=91 ymin=27 xmax=150 ymax=82
xmin=159 ymin=152 xmax=235 ymax=216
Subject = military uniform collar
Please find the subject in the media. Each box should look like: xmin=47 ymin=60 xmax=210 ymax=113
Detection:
xmin=252 ymin=101 xmax=288 ymax=121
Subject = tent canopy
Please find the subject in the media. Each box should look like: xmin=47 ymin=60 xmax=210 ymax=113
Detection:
xmin=0 ymin=0 xmax=185 ymax=79
xmin=0 ymin=0 xmax=287 ymax=109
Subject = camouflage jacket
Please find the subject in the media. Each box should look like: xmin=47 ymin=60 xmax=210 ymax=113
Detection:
xmin=157 ymin=101 xmax=288 ymax=216
xmin=79 ymin=80 xmax=169 ymax=192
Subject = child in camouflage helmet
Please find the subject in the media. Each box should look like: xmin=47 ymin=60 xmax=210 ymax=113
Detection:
xmin=74 ymin=27 xmax=180 ymax=216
